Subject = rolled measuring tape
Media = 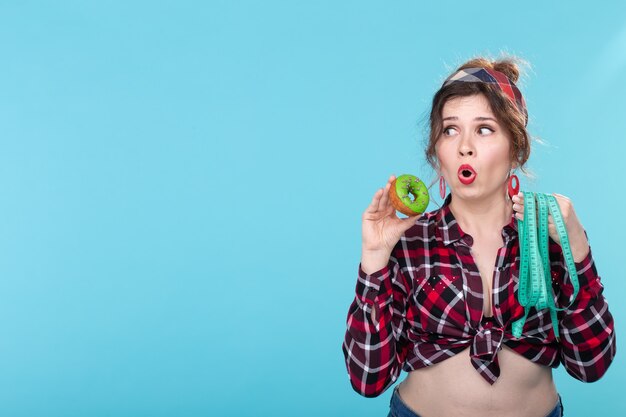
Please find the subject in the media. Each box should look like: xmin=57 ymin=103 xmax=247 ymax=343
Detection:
xmin=511 ymin=191 xmax=581 ymax=342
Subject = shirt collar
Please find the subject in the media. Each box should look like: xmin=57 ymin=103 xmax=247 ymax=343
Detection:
xmin=435 ymin=193 xmax=518 ymax=247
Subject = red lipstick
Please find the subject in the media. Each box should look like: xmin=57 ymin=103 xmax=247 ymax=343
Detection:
xmin=458 ymin=164 xmax=477 ymax=185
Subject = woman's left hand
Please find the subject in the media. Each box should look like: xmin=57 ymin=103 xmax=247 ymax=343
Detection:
xmin=511 ymin=192 xmax=590 ymax=262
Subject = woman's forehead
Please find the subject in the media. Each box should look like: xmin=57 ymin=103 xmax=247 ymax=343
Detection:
xmin=442 ymin=94 xmax=494 ymax=118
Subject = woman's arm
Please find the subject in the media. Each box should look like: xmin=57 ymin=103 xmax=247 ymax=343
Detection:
xmin=342 ymin=253 xmax=412 ymax=397
xmin=551 ymin=232 xmax=617 ymax=382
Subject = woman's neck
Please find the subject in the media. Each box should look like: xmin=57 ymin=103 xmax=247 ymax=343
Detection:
xmin=448 ymin=192 xmax=513 ymax=238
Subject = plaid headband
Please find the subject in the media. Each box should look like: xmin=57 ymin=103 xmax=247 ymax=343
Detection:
xmin=442 ymin=67 xmax=528 ymax=126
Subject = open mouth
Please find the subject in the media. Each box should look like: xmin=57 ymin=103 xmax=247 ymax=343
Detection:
xmin=457 ymin=166 xmax=476 ymax=184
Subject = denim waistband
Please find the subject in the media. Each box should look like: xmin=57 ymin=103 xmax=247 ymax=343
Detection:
xmin=389 ymin=385 xmax=564 ymax=417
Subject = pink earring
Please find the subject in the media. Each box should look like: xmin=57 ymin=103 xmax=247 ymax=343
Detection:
xmin=507 ymin=172 xmax=519 ymax=199
xmin=440 ymin=176 xmax=446 ymax=199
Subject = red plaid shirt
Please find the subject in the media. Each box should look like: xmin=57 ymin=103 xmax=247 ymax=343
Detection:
xmin=342 ymin=193 xmax=617 ymax=397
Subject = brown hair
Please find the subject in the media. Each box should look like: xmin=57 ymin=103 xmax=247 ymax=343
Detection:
xmin=422 ymin=54 xmax=541 ymax=202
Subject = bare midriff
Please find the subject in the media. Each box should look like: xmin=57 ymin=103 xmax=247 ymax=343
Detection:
xmin=397 ymin=344 xmax=559 ymax=417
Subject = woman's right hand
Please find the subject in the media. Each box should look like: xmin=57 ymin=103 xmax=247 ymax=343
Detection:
xmin=362 ymin=175 xmax=422 ymax=256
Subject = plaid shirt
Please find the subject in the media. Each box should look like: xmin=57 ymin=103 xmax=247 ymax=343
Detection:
xmin=342 ymin=193 xmax=617 ymax=397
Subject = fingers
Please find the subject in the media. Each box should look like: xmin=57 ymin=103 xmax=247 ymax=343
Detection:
xmin=367 ymin=188 xmax=384 ymax=213
xmin=378 ymin=175 xmax=395 ymax=212
xmin=366 ymin=175 xmax=396 ymax=213
xmin=399 ymin=215 xmax=419 ymax=233
xmin=512 ymin=196 xmax=533 ymax=221
xmin=512 ymin=192 xmax=523 ymax=220
xmin=512 ymin=193 xmax=554 ymax=223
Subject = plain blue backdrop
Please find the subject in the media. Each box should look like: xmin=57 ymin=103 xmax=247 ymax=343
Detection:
xmin=0 ymin=1 xmax=623 ymax=416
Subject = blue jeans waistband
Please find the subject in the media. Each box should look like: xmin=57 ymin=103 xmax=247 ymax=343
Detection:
xmin=388 ymin=385 xmax=564 ymax=417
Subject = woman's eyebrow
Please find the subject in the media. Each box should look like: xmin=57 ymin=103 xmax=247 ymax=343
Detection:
xmin=442 ymin=116 xmax=497 ymax=122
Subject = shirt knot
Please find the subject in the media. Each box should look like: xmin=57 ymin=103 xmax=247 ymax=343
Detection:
xmin=470 ymin=322 xmax=505 ymax=364
xmin=467 ymin=319 xmax=509 ymax=384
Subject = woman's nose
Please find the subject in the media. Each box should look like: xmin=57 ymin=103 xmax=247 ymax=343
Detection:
xmin=457 ymin=132 xmax=475 ymax=156
xmin=459 ymin=135 xmax=474 ymax=156
xmin=459 ymin=142 xmax=474 ymax=156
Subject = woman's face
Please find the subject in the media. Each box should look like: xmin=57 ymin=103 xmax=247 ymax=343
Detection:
xmin=435 ymin=93 xmax=516 ymax=201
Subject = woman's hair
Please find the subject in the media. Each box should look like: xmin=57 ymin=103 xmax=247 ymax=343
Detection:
xmin=422 ymin=54 xmax=541 ymax=204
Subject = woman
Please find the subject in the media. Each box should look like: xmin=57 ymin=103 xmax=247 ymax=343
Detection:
xmin=342 ymin=56 xmax=617 ymax=417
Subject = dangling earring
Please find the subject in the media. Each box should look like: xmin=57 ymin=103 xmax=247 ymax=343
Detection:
xmin=440 ymin=176 xmax=446 ymax=199
xmin=507 ymin=171 xmax=519 ymax=199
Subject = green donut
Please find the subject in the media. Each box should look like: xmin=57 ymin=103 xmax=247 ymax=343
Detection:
xmin=394 ymin=174 xmax=429 ymax=214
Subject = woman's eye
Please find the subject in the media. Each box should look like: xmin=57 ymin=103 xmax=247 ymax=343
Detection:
xmin=442 ymin=126 xmax=494 ymax=136
xmin=443 ymin=127 xmax=456 ymax=136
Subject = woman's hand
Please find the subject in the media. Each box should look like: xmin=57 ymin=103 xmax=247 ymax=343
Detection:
xmin=362 ymin=175 xmax=421 ymax=255
xmin=511 ymin=192 xmax=590 ymax=261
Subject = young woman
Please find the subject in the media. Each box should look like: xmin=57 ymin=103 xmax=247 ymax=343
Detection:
xmin=342 ymin=56 xmax=616 ymax=417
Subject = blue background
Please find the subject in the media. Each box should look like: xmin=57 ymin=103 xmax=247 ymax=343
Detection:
xmin=0 ymin=1 xmax=624 ymax=416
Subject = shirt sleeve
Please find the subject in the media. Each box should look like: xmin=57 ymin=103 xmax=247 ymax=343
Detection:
xmin=551 ymin=231 xmax=617 ymax=382
xmin=341 ymin=252 xmax=413 ymax=397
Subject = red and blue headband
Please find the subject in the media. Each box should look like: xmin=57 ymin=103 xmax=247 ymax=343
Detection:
xmin=442 ymin=67 xmax=528 ymax=126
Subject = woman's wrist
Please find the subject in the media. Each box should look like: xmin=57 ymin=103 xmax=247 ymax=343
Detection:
xmin=571 ymin=240 xmax=590 ymax=263
xmin=361 ymin=249 xmax=391 ymax=275
xmin=569 ymin=229 xmax=590 ymax=262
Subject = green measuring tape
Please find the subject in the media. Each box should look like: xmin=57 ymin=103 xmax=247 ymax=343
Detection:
xmin=511 ymin=191 xmax=581 ymax=342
